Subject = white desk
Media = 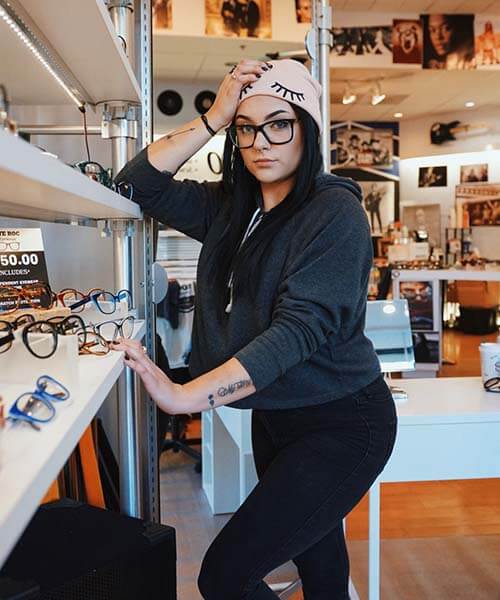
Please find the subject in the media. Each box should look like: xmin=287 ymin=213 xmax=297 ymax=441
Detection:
xmin=368 ymin=377 xmax=500 ymax=600
xmin=202 ymin=377 xmax=500 ymax=599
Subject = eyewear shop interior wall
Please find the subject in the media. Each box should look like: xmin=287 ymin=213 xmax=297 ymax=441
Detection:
xmin=1 ymin=0 xmax=500 ymax=599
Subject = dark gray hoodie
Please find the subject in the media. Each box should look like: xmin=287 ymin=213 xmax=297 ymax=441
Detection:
xmin=116 ymin=148 xmax=381 ymax=410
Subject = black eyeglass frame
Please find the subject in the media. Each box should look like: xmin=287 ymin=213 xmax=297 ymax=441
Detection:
xmin=226 ymin=118 xmax=299 ymax=150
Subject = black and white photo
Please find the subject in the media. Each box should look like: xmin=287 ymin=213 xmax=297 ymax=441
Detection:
xmin=335 ymin=128 xmax=393 ymax=168
xmin=332 ymin=26 xmax=392 ymax=57
xmin=360 ymin=181 xmax=395 ymax=235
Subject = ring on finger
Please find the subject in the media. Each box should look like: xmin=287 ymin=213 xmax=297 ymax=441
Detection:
xmin=231 ymin=72 xmax=238 ymax=80
xmin=142 ymin=345 xmax=148 ymax=354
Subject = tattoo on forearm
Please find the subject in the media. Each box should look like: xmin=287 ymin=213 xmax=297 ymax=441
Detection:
xmin=165 ymin=127 xmax=195 ymax=140
xmin=208 ymin=394 xmax=215 ymax=409
xmin=217 ymin=380 xmax=252 ymax=398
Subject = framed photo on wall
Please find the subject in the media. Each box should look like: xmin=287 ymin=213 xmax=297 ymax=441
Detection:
xmin=359 ymin=181 xmax=395 ymax=235
xmin=460 ymin=163 xmax=488 ymax=183
xmin=418 ymin=165 xmax=447 ymax=187
xmin=205 ymin=0 xmax=272 ymax=38
xmin=335 ymin=128 xmax=393 ymax=168
xmin=401 ymin=203 xmax=441 ymax=248
xmin=456 ymin=182 xmax=500 ymax=226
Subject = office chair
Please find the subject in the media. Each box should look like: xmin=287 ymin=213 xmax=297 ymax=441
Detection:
xmin=156 ymin=335 xmax=201 ymax=472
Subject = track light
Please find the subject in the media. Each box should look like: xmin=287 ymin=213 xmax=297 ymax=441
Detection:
xmin=342 ymin=84 xmax=356 ymax=105
xmin=371 ymin=82 xmax=386 ymax=106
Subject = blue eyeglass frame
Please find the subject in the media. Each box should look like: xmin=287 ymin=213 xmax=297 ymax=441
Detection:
xmin=68 ymin=289 xmax=132 ymax=314
xmin=8 ymin=375 xmax=70 ymax=425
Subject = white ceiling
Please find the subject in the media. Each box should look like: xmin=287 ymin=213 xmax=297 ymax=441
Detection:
xmin=154 ymin=34 xmax=500 ymax=121
xmin=334 ymin=0 xmax=500 ymax=13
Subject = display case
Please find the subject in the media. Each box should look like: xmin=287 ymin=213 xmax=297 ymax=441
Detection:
xmin=0 ymin=0 xmax=158 ymax=570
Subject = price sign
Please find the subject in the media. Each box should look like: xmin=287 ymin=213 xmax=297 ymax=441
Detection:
xmin=0 ymin=228 xmax=50 ymax=292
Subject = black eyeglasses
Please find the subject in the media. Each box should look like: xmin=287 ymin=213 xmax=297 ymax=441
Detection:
xmin=0 ymin=315 xmax=87 ymax=358
xmin=227 ymin=118 xmax=299 ymax=149
xmin=87 ymin=315 xmax=135 ymax=342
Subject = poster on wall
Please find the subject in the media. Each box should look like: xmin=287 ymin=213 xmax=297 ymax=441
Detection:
xmin=152 ymin=0 xmax=172 ymax=29
xmin=205 ymin=0 xmax=271 ymax=38
xmin=460 ymin=163 xmax=488 ymax=183
xmin=359 ymin=181 xmax=395 ymax=236
xmin=335 ymin=128 xmax=393 ymax=168
xmin=418 ymin=165 xmax=447 ymax=187
xmin=294 ymin=0 xmax=311 ymax=24
xmin=421 ymin=14 xmax=475 ymax=70
xmin=399 ymin=281 xmax=434 ymax=331
xmin=331 ymin=26 xmax=392 ymax=65
xmin=456 ymin=183 xmax=500 ymax=226
xmin=392 ymin=19 xmax=423 ymax=64
xmin=475 ymin=17 xmax=500 ymax=68
xmin=401 ymin=203 xmax=441 ymax=248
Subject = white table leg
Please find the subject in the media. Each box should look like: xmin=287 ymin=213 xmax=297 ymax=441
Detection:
xmin=368 ymin=478 xmax=381 ymax=600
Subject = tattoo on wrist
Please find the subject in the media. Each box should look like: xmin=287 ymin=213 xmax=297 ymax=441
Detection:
xmin=164 ymin=127 xmax=196 ymax=140
xmin=217 ymin=380 xmax=252 ymax=397
xmin=208 ymin=394 xmax=215 ymax=409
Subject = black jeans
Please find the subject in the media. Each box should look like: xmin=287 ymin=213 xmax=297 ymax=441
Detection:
xmin=198 ymin=375 xmax=397 ymax=600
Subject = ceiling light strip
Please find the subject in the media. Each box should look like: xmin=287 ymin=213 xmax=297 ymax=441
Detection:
xmin=0 ymin=0 xmax=86 ymax=107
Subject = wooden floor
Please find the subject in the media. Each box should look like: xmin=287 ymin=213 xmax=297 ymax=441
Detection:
xmin=160 ymin=328 xmax=500 ymax=599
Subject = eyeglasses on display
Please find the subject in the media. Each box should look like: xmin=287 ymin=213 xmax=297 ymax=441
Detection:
xmin=78 ymin=330 xmax=110 ymax=356
xmin=8 ymin=375 xmax=70 ymax=430
xmin=68 ymin=288 xmax=132 ymax=314
xmin=0 ymin=283 xmax=55 ymax=315
xmin=484 ymin=377 xmax=500 ymax=393
xmin=0 ymin=315 xmax=87 ymax=359
xmin=227 ymin=118 xmax=299 ymax=149
xmin=57 ymin=287 xmax=104 ymax=310
xmin=88 ymin=315 xmax=135 ymax=342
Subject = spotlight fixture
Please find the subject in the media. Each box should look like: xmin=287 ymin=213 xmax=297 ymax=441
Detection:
xmin=342 ymin=84 xmax=357 ymax=105
xmin=465 ymin=101 xmax=475 ymax=108
xmin=394 ymin=112 xmax=403 ymax=118
xmin=371 ymin=82 xmax=386 ymax=106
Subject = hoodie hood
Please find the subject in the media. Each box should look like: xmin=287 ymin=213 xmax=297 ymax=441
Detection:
xmin=314 ymin=172 xmax=363 ymax=204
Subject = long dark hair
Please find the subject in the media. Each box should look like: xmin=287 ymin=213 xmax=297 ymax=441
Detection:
xmin=206 ymin=105 xmax=323 ymax=320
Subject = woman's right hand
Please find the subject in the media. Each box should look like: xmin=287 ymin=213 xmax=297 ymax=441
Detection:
xmin=207 ymin=59 xmax=272 ymax=130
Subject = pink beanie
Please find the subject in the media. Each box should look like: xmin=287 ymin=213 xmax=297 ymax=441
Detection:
xmin=237 ymin=59 xmax=323 ymax=133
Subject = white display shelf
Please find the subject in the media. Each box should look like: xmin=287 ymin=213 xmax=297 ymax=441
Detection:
xmin=393 ymin=268 xmax=500 ymax=282
xmin=0 ymin=320 xmax=145 ymax=568
xmin=0 ymin=130 xmax=142 ymax=221
xmin=1 ymin=0 xmax=141 ymax=105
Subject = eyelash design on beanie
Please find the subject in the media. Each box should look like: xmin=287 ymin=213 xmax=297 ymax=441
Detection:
xmin=240 ymin=84 xmax=254 ymax=99
xmin=270 ymin=81 xmax=305 ymax=102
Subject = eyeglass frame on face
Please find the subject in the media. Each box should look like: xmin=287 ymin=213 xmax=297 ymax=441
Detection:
xmin=8 ymin=375 xmax=70 ymax=428
xmin=227 ymin=118 xmax=299 ymax=149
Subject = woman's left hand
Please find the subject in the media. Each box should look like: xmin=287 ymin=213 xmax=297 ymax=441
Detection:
xmin=111 ymin=338 xmax=187 ymax=415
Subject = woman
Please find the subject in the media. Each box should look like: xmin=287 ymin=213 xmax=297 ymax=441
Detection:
xmin=114 ymin=59 xmax=397 ymax=600
xmin=422 ymin=14 xmax=475 ymax=70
